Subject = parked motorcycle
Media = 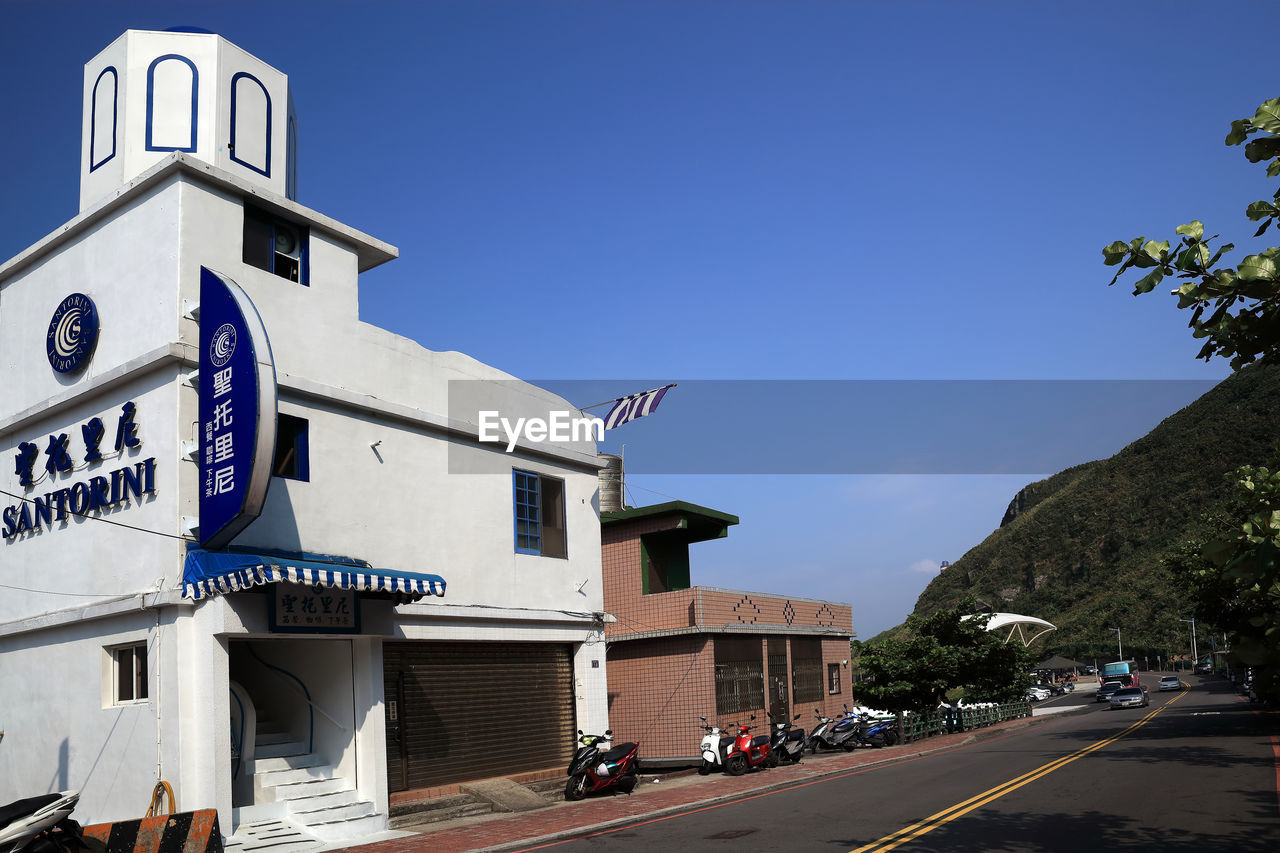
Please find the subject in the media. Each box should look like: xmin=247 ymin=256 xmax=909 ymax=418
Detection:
xmin=564 ymin=730 xmax=640 ymax=801
xmin=808 ymin=709 xmax=839 ymax=752
xmin=850 ymin=711 xmax=899 ymax=749
xmin=825 ymin=707 xmax=864 ymax=751
xmin=723 ymin=717 xmax=773 ymax=776
xmin=0 ymin=790 xmax=100 ymax=853
xmin=698 ymin=717 xmax=736 ymax=775
xmin=766 ymin=712 xmax=805 ymax=764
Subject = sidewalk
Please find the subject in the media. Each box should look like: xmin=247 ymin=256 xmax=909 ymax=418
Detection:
xmin=339 ymin=707 xmax=1085 ymax=853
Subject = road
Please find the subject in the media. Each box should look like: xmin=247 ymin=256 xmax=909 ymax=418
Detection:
xmin=522 ymin=676 xmax=1279 ymax=852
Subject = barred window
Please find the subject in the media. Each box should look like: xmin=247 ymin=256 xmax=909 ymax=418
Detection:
xmin=715 ymin=660 xmax=765 ymax=716
xmin=828 ymin=662 xmax=841 ymax=694
xmin=791 ymin=636 xmax=823 ymax=704
xmin=714 ymin=636 xmax=764 ymax=716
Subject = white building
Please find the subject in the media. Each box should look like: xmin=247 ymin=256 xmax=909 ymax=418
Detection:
xmin=0 ymin=29 xmax=608 ymax=843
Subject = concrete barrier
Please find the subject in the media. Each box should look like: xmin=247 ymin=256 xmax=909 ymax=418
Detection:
xmin=83 ymin=810 xmax=222 ymax=853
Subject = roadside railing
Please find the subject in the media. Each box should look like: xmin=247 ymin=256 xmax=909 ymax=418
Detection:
xmin=901 ymin=700 xmax=1031 ymax=743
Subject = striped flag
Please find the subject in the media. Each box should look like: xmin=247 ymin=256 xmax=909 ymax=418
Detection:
xmin=603 ymin=384 xmax=675 ymax=430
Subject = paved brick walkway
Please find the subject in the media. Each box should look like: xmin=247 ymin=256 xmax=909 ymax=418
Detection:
xmin=336 ymin=715 xmax=1055 ymax=853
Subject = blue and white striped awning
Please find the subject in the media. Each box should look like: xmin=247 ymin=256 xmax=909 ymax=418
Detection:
xmin=182 ymin=549 xmax=446 ymax=602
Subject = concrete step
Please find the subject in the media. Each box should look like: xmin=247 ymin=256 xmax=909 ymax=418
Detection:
xmin=253 ymin=753 xmax=328 ymax=774
xmin=303 ymin=811 xmax=385 ymax=844
xmin=256 ymin=731 xmax=301 ymax=746
xmin=270 ymin=777 xmax=348 ymax=801
xmin=225 ymin=818 xmax=323 ymax=853
xmin=389 ymin=796 xmax=492 ymax=828
xmin=292 ymin=798 xmax=376 ymax=825
xmin=255 ymin=740 xmax=309 ymax=759
xmin=254 ymin=763 xmax=338 ymax=787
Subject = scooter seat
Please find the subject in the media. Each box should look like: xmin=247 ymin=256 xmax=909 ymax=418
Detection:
xmin=0 ymin=794 xmax=62 ymax=826
xmin=599 ymin=742 xmax=637 ymax=762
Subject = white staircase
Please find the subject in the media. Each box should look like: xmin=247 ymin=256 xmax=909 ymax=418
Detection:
xmin=230 ymin=720 xmax=384 ymax=850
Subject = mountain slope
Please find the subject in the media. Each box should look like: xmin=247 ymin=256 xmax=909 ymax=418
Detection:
xmin=907 ymin=364 xmax=1280 ymax=661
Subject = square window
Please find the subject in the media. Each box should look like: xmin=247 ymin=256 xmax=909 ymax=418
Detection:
xmin=273 ymin=414 xmax=309 ymax=481
xmin=243 ymin=206 xmax=308 ymax=285
xmin=513 ymin=470 xmax=567 ymax=558
xmin=110 ymin=642 xmax=148 ymax=704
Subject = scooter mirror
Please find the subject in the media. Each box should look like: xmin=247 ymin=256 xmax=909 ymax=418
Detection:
xmin=605 ymin=729 xmax=613 ymax=736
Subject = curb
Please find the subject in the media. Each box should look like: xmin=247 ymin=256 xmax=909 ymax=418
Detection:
xmin=472 ymin=709 xmax=1080 ymax=852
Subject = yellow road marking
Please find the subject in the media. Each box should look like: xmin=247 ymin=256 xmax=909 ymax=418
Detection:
xmin=850 ymin=691 xmax=1188 ymax=853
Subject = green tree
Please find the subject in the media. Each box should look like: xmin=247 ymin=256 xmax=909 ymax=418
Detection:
xmin=1104 ymin=97 xmax=1280 ymax=701
xmin=856 ymin=600 xmax=1036 ymax=712
xmin=1103 ymin=98 xmax=1280 ymax=370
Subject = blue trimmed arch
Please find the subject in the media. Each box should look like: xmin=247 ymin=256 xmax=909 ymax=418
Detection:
xmin=229 ymin=71 xmax=271 ymax=177
xmin=89 ymin=66 xmax=118 ymax=171
xmin=145 ymin=54 xmax=198 ymax=152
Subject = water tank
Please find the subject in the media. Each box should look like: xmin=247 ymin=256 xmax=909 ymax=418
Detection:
xmin=599 ymin=454 xmax=624 ymax=513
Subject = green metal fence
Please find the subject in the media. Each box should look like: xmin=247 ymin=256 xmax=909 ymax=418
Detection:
xmin=901 ymin=700 xmax=1032 ymax=743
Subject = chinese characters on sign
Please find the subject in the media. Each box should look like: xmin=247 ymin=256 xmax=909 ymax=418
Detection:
xmin=272 ymin=584 xmax=359 ymax=633
xmin=204 ymin=365 xmax=237 ymax=501
xmin=198 ymin=266 xmax=275 ymax=549
xmin=4 ymin=402 xmax=155 ymax=540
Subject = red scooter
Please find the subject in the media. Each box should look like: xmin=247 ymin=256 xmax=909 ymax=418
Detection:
xmin=723 ymin=716 xmax=773 ymax=776
xmin=564 ymin=730 xmax=641 ymax=800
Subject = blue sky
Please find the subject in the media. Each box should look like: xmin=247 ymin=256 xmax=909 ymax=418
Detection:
xmin=3 ymin=1 xmax=1273 ymax=636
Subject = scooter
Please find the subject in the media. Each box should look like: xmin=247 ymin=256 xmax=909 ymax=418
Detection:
xmin=823 ymin=708 xmax=858 ymax=751
xmin=808 ymin=709 xmax=838 ymax=752
xmin=723 ymin=716 xmax=773 ymax=776
xmin=849 ymin=711 xmax=898 ymax=749
xmin=0 ymin=791 xmax=97 ymax=853
xmin=564 ymin=730 xmax=640 ymax=801
xmin=766 ymin=712 xmax=805 ymax=764
xmin=698 ymin=717 xmax=736 ymax=775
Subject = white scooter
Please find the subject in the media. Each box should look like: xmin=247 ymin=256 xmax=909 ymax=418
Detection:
xmin=697 ymin=717 xmax=736 ymax=775
xmin=0 ymin=790 xmax=94 ymax=853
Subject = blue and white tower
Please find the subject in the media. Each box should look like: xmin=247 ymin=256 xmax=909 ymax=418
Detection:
xmin=80 ymin=28 xmax=297 ymax=211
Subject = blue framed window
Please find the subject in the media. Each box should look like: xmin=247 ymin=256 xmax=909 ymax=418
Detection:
xmin=273 ymin=414 xmax=309 ymax=481
xmin=244 ymin=206 xmax=308 ymax=285
xmin=513 ymin=470 xmax=566 ymax=557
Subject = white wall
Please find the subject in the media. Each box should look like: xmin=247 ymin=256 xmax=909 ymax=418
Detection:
xmin=0 ymin=610 xmax=182 ymax=822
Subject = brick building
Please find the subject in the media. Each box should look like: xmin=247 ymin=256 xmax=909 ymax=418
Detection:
xmin=601 ymin=501 xmax=855 ymax=761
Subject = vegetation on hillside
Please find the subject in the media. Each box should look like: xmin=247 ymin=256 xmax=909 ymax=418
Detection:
xmin=909 ymin=364 xmax=1280 ymax=665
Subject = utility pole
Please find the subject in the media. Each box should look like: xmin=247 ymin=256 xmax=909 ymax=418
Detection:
xmin=1180 ymin=618 xmax=1198 ymax=668
xmin=1109 ymin=627 xmax=1123 ymax=661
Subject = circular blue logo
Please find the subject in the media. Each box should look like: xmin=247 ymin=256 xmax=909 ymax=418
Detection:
xmin=46 ymin=293 xmax=99 ymax=374
xmin=210 ymin=323 xmax=237 ymax=367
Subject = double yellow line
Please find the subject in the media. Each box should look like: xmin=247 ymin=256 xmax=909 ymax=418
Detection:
xmin=851 ymin=692 xmax=1187 ymax=852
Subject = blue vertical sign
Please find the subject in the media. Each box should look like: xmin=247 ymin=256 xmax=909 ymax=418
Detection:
xmin=199 ymin=267 xmax=277 ymax=549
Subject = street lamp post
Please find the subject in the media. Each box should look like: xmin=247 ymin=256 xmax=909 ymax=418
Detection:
xmin=1110 ymin=627 xmax=1123 ymax=661
xmin=1180 ymin=618 xmax=1198 ymax=669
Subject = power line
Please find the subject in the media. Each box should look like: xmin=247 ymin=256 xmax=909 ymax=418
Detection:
xmin=0 ymin=487 xmax=195 ymax=542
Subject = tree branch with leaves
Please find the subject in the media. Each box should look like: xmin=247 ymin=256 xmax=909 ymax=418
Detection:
xmin=1104 ymin=98 xmax=1280 ymax=370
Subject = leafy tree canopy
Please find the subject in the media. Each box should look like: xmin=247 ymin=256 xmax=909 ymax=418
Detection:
xmin=1103 ymin=98 xmax=1280 ymax=370
xmin=856 ymin=599 xmax=1036 ymax=712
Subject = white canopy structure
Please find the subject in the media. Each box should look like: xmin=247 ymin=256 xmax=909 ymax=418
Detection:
xmin=966 ymin=612 xmax=1057 ymax=646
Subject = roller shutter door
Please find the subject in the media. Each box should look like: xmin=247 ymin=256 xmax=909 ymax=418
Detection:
xmin=384 ymin=641 xmax=576 ymax=792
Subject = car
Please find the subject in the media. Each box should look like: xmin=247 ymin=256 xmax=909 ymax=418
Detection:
xmin=1095 ymin=681 xmax=1125 ymax=702
xmin=1109 ymin=686 xmax=1150 ymax=709
xmin=1025 ymin=686 xmax=1051 ymax=701
xmin=1194 ymin=662 xmax=1213 ymax=674
xmin=1159 ymin=675 xmax=1183 ymax=691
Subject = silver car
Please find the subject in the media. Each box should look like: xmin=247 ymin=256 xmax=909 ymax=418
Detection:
xmin=1109 ymin=686 xmax=1149 ymax=709
xmin=1159 ymin=675 xmax=1182 ymax=691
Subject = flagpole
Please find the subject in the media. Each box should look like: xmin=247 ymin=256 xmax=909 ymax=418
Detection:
xmin=580 ymin=383 xmax=677 ymax=412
